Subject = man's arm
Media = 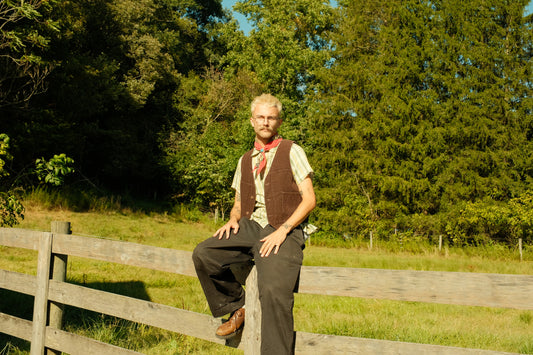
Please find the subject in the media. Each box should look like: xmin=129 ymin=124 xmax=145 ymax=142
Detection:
xmin=259 ymin=176 xmax=316 ymax=257
xmin=213 ymin=192 xmax=242 ymax=239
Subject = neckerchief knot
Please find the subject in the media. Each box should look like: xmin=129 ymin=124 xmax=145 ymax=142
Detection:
xmin=253 ymin=138 xmax=282 ymax=176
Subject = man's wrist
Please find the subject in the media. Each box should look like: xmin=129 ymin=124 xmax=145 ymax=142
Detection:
xmin=281 ymin=223 xmax=293 ymax=233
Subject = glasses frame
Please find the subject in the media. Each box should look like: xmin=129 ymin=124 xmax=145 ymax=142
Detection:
xmin=253 ymin=115 xmax=280 ymax=122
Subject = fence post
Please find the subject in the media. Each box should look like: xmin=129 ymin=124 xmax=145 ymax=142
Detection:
xmin=243 ymin=266 xmax=261 ymax=354
xmin=47 ymin=222 xmax=70 ymax=355
xmin=30 ymin=232 xmax=53 ymax=355
xmin=439 ymin=235 xmax=443 ymax=252
xmin=519 ymin=238 xmax=523 ymax=262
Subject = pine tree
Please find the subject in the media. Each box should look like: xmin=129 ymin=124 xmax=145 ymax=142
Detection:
xmin=309 ymin=0 xmax=533 ymax=239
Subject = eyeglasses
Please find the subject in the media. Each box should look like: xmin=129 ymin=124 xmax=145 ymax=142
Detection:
xmin=253 ymin=115 xmax=280 ymax=122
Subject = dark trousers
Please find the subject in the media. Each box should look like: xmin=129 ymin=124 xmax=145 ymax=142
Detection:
xmin=192 ymin=217 xmax=305 ymax=355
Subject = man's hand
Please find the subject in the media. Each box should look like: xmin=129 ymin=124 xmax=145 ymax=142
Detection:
xmin=213 ymin=219 xmax=240 ymax=239
xmin=259 ymin=225 xmax=290 ymax=257
xmin=213 ymin=192 xmax=241 ymax=239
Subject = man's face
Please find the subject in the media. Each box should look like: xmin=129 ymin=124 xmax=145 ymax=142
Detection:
xmin=250 ymin=104 xmax=282 ymax=144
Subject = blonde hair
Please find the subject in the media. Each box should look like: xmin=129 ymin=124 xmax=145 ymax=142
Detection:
xmin=251 ymin=94 xmax=282 ymax=116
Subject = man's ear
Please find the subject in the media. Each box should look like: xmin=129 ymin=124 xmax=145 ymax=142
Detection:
xmin=250 ymin=117 xmax=254 ymax=127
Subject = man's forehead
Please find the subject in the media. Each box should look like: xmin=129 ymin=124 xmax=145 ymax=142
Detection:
xmin=253 ymin=104 xmax=279 ymax=115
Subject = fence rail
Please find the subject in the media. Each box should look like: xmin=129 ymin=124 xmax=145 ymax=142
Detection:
xmin=1 ymin=223 xmax=531 ymax=354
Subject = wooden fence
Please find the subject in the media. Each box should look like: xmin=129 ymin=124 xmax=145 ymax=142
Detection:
xmin=1 ymin=222 xmax=532 ymax=355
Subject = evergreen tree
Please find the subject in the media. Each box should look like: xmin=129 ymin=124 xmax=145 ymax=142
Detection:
xmin=310 ymin=0 xmax=533 ymax=240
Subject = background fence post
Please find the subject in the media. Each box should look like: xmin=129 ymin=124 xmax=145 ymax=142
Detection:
xmin=243 ymin=266 xmax=261 ymax=354
xmin=47 ymin=221 xmax=70 ymax=355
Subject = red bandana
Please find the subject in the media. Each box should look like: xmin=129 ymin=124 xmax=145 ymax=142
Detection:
xmin=253 ymin=138 xmax=282 ymax=176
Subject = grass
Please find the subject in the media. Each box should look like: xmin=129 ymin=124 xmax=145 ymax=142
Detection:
xmin=1 ymin=196 xmax=532 ymax=354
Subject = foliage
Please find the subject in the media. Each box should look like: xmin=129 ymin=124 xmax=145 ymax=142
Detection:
xmin=162 ymin=0 xmax=335 ymax=213
xmin=0 ymin=0 xmax=229 ymax=197
xmin=0 ymin=133 xmax=11 ymax=177
xmin=0 ymin=134 xmax=24 ymax=226
xmin=223 ymin=0 xmax=334 ymax=99
xmin=0 ymin=190 xmax=25 ymax=227
xmin=0 ymin=0 xmax=532 ymax=244
xmin=35 ymin=153 xmax=75 ymax=186
xmin=162 ymin=68 xmax=262 ymax=214
xmin=444 ymin=191 xmax=533 ymax=245
xmin=309 ymin=0 xmax=533 ymax=242
xmin=0 ymin=0 xmax=59 ymax=107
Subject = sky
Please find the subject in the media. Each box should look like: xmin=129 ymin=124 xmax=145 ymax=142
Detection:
xmin=221 ymin=0 xmax=253 ymax=33
xmin=221 ymin=0 xmax=533 ymax=34
xmin=526 ymin=1 xmax=533 ymax=15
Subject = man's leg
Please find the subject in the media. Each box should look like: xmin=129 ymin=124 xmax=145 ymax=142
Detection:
xmin=253 ymin=226 xmax=305 ymax=355
xmin=192 ymin=218 xmax=262 ymax=317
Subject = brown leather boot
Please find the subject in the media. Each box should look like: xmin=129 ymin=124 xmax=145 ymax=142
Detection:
xmin=215 ymin=307 xmax=245 ymax=339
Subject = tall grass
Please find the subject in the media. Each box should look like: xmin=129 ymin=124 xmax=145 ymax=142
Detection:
xmin=1 ymin=191 xmax=532 ymax=354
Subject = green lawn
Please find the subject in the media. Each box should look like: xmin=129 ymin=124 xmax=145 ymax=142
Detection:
xmin=1 ymin=206 xmax=532 ymax=354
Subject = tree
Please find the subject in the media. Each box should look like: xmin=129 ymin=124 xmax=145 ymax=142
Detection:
xmin=163 ymin=68 xmax=262 ymax=214
xmin=220 ymin=0 xmax=334 ymax=141
xmin=309 ymin=0 xmax=533 ymax=240
xmin=224 ymin=0 xmax=333 ymax=99
xmin=162 ymin=0 xmax=335 ymax=212
xmin=0 ymin=134 xmax=24 ymax=226
xmin=1 ymin=0 xmax=229 ymax=196
xmin=0 ymin=0 xmax=58 ymax=108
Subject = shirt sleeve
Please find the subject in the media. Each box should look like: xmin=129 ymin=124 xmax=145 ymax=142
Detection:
xmin=290 ymin=144 xmax=314 ymax=185
xmin=231 ymin=156 xmax=243 ymax=194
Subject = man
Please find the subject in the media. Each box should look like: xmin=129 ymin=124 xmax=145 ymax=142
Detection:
xmin=192 ymin=93 xmax=316 ymax=354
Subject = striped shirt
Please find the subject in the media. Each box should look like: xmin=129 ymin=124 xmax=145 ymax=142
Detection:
xmin=232 ymin=142 xmax=313 ymax=227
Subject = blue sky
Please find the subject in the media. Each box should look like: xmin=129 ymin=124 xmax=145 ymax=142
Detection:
xmin=221 ymin=0 xmax=253 ymax=33
xmin=221 ymin=0 xmax=533 ymax=34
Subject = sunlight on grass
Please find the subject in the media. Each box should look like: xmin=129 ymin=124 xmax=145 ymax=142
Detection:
xmin=2 ymin=204 xmax=532 ymax=354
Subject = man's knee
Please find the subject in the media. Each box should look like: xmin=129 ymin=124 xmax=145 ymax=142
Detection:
xmin=192 ymin=242 xmax=207 ymax=268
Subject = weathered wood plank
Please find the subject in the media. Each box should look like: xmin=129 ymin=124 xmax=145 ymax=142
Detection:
xmin=1 ymin=227 xmax=531 ymax=354
xmin=294 ymin=331 xmax=520 ymax=355
xmin=45 ymin=327 xmax=143 ymax=355
xmin=243 ymin=266 xmax=261 ymax=354
xmin=0 ymin=228 xmax=42 ymax=250
xmin=51 ymin=233 xmax=197 ymax=277
xmin=0 ymin=312 xmax=32 ymax=341
xmin=0 ymin=269 xmax=36 ymax=295
xmin=46 ymin=279 xmax=241 ymax=350
xmin=30 ymin=232 xmax=53 ymax=355
xmin=299 ymin=266 xmax=533 ymax=310
xmin=3 ymin=229 xmax=532 ymax=311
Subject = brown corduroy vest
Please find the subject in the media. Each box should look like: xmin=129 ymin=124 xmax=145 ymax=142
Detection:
xmin=240 ymin=140 xmax=302 ymax=229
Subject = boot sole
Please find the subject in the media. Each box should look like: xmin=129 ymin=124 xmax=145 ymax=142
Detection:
xmin=215 ymin=325 xmax=244 ymax=339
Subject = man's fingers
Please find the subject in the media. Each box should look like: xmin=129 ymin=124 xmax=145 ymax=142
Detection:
xmin=260 ymin=242 xmax=277 ymax=258
xmin=213 ymin=224 xmax=238 ymax=239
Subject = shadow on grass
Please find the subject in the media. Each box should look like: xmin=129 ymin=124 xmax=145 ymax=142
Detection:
xmin=62 ymin=279 xmax=152 ymax=331
xmin=0 ymin=280 xmax=152 ymax=353
xmin=0 ymin=289 xmax=32 ymax=354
